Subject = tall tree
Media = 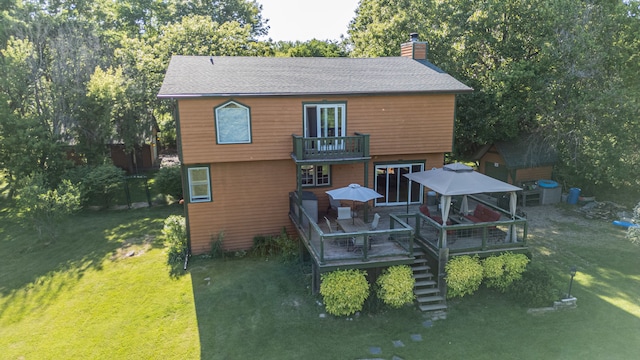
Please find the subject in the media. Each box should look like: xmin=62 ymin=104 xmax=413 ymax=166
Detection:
xmin=0 ymin=37 xmax=68 ymax=194
xmin=166 ymin=0 xmax=268 ymax=38
xmin=348 ymin=0 xmax=640 ymax=191
xmin=539 ymin=0 xmax=640 ymax=191
xmin=274 ymin=39 xmax=348 ymax=57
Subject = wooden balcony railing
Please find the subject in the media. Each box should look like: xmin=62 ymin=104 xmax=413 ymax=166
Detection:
xmin=288 ymin=195 xmax=413 ymax=268
xmin=291 ymin=133 xmax=370 ymax=162
xmin=400 ymin=198 xmax=528 ymax=258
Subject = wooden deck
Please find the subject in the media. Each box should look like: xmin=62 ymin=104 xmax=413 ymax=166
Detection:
xmin=290 ymin=195 xmax=528 ymax=272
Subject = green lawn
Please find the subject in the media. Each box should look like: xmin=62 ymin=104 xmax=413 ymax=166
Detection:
xmin=1 ymin=200 xmax=639 ymax=359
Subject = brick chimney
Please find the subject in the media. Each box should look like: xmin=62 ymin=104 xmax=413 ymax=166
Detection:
xmin=400 ymin=33 xmax=428 ymax=60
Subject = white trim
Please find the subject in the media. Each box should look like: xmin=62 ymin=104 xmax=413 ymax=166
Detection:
xmin=374 ymin=163 xmax=425 ymax=206
xmin=301 ymin=164 xmax=330 ymax=187
xmin=188 ymin=167 xmax=211 ymax=202
xmin=215 ymin=101 xmax=251 ymax=144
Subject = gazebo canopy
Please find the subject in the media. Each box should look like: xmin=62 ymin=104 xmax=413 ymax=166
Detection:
xmin=403 ymin=163 xmax=522 ymax=195
xmin=404 ymin=163 xmax=523 ymax=244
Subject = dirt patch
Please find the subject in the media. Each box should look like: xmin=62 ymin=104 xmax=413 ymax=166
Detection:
xmin=522 ymin=205 xmax=591 ymax=230
xmin=111 ymin=235 xmax=156 ymax=261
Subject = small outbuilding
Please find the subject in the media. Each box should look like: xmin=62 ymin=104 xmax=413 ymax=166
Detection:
xmin=473 ymin=134 xmax=557 ymax=186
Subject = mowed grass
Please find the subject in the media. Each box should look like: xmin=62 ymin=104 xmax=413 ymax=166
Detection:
xmin=1 ymin=198 xmax=640 ymax=359
xmin=0 ymin=203 xmax=199 ymax=359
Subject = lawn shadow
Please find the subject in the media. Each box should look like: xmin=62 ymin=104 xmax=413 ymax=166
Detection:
xmin=186 ymin=205 xmax=640 ymax=359
xmin=0 ymin=203 xmax=182 ymax=320
xmin=188 ymin=257 xmax=325 ymax=359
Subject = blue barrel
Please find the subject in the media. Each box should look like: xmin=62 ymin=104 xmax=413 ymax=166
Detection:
xmin=567 ymin=188 xmax=581 ymax=204
xmin=538 ymin=179 xmax=558 ymax=188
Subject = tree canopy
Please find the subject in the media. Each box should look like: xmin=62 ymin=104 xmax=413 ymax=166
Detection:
xmin=1 ymin=0 xmax=638 ymax=197
xmin=349 ymin=0 xmax=640 ymax=192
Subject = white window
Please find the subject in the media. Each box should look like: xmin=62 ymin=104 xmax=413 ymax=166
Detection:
xmin=188 ymin=167 xmax=211 ymax=202
xmin=301 ymin=165 xmax=330 ymax=187
xmin=304 ymin=103 xmax=346 ymax=138
xmin=215 ymin=101 xmax=251 ymax=144
xmin=304 ymin=103 xmax=346 ymax=151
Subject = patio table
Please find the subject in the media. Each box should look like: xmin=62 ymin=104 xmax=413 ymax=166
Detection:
xmin=337 ymin=218 xmax=368 ymax=233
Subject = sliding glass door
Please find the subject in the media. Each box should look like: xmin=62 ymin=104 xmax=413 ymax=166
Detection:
xmin=374 ymin=163 xmax=424 ymax=206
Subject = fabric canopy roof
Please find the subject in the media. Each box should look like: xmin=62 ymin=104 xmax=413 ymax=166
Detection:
xmin=403 ymin=163 xmax=522 ymax=196
xmin=404 ymin=163 xmax=522 ymax=245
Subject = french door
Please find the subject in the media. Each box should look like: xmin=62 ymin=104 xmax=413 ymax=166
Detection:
xmin=304 ymin=104 xmax=346 ymax=150
xmin=374 ymin=163 xmax=424 ymax=206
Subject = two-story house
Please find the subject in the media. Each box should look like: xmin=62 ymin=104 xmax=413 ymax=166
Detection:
xmin=158 ymin=36 xmax=472 ymax=258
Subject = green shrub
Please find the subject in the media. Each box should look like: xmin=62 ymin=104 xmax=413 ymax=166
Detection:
xmin=320 ymin=269 xmax=370 ymax=316
xmin=252 ymin=235 xmax=273 ymax=257
xmin=17 ymin=174 xmax=81 ymax=240
xmin=274 ymin=227 xmax=298 ymax=262
xmin=251 ymin=227 xmax=298 ymax=262
xmin=376 ymin=265 xmax=415 ymax=308
xmin=162 ymin=215 xmax=187 ymax=264
xmin=508 ymin=263 xmax=557 ymax=307
xmin=209 ymin=231 xmax=225 ymax=259
xmin=82 ymin=164 xmax=125 ymax=207
xmin=155 ymin=166 xmax=182 ymax=200
xmin=483 ymin=253 xmax=530 ymax=292
xmin=445 ymin=255 xmax=483 ymax=298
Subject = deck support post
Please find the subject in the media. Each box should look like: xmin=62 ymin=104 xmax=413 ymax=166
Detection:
xmin=311 ymin=263 xmax=320 ymax=295
xmin=296 ymin=164 xmax=303 ymax=225
xmin=438 ymin=247 xmax=449 ymax=300
xmin=363 ymin=161 xmax=369 ymax=223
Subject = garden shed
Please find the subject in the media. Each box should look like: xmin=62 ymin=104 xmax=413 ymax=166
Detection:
xmin=473 ymin=134 xmax=557 ymax=186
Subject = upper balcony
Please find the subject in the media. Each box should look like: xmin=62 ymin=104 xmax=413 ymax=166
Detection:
xmin=291 ymin=133 xmax=370 ymax=163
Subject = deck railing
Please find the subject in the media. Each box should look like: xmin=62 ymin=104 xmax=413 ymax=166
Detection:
xmin=407 ymin=198 xmax=528 ymax=257
xmin=289 ymin=196 xmax=413 ymax=266
xmin=291 ymin=133 xmax=370 ymax=161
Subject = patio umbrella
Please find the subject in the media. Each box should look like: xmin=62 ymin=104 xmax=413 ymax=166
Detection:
xmin=326 ymin=184 xmax=383 ymax=223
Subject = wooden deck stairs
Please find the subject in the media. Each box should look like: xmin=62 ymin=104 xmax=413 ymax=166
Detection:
xmin=412 ymin=248 xmax=447 ymax=313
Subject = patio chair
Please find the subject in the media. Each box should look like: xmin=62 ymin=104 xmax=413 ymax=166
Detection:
xmin=327 ymin=194 xmax=341 ymax=215
xmin=370 ymin=213 xmax=381 ymax=231
xmin=420 ymin=204 xmax=454 ymax=235
xmin=367 ymin=213 xmax=381 ymax=244
xmin=337 ymin=207 xmax=352 ymax=220
xmin=349 ymin=235 xmax=371 ymax=253
xmin=324 ymin=216 xmax=348 ymax=246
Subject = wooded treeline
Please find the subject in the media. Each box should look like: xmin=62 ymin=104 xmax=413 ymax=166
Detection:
xmin=1 ymin=0 xmax=638 ymax=198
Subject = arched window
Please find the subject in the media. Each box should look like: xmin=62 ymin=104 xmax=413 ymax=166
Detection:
xmin=215 ymin=101 xmax=251 ymax=144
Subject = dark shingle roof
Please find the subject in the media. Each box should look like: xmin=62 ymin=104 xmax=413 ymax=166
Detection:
xmin=495 ymin=134 xmax=558 ymax=169
xmin=157 ymin=56 xmax=472 ymax=98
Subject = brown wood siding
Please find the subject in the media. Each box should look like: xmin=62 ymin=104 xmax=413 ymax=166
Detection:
xmin=179 ymin=93 xmax=457 ymax=254
xmin=348 ymin=95 xmax=455 ymax=155
xmin=401 ymin=44 xmax=414 ymax=58
xmin=413 ymin=44 xmax=428 ymax=60
xmin=400 ymin=43 xmax=427 ymax=60
xmin=515 ymin=166 xmax=554 ymax=184
xmin=187 ymin=160 xmax=297 ymax=254
xmin=109 ymin=144 xmax=156 ymax=173
xmin=480 ymin=151 xmax=503 ymax=166
xmin=480 ymin=149 xmax=554 ymax=185
xmin=177 ymin=94 xmax=456 ymax=165
xmin=186 ymin=153 xmax=446 ymax=254
xmin=479 ymin=153 xmax=504 ymax=173
xmin=306 ymin=153 xmax=444 ymax=211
